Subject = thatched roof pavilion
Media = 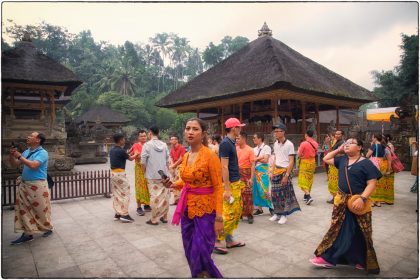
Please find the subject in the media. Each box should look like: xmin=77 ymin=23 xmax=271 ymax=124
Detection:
xmin=158 ymin=23 xmax=377 ymax=140
xmin=2 ymin=34 xmax=82 ymax=134
xmin=75 ymin=106 xmax=129 ymax=126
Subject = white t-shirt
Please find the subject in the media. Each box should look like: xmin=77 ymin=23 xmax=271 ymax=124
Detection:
xmin=273 ymin=139 xmax=295 ymax=168
xmin=254 ymin=143 xmax=271 ymax=166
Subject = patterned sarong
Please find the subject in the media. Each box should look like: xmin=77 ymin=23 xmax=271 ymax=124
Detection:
xmin=181 ymin=210 xmax=223 ymax=278
xmin=371 ymin=158 xmax=394 ymax=204
xmin=218 ymin=180 xmax=245 ymax=241
xmin=134 ymin=161 xmax=150 ymax=205
xmin=172 ymin=165 xmax=181 ymax=203
xmin=252 ymin=164 xmax=273 ymax=208
xmin=14 ymin=177 xmax=53 ymax=233
xmin=239 ymin=168 xmax=253 ymax=217
xmin=328 ymin=165 xmax=339 ymax=196
xmin=298 ymin=158 xmax=316 ymax=193
xmin=314 ymin=191 xmax=380 ymax=274
xmin=111 ymin=171 xmax=130 ymax=216
xmin=147 ymin=179 xmax=170 ymax=220
xmin=271 ymin=168 xmax=301 ymax=216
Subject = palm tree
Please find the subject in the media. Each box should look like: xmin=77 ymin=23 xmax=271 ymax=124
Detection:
xmin=94 ymin=61 xmax=116 ymax=93
xmin=111 ymin=57 xmax=138 ymax=96
xmin=171 ymin=35 xmax=190 ymax=89
xmin=150 ymin=33 xmax=172 ymax=92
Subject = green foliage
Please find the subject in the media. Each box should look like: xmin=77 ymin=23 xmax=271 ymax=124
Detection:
xmin=372 ymin=33 xmax=418 ymax=107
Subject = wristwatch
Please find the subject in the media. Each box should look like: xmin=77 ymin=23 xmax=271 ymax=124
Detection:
xmin=360 ymin=196 xmax=368 ymax=203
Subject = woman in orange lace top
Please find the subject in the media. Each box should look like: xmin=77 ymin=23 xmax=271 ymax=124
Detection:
xmin=164 ymin=117 xmax=223 ymax=278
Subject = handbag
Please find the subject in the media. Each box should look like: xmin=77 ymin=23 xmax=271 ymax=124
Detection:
xmin=369 ymin=144 xmax=381 ymax=170
xmin=388 ymin=148 xmax=404 ymax=173
xmin=345 ymin=158 xmax=372 ymax=215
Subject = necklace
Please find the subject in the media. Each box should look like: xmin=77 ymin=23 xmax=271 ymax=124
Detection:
xmin=346 ymin=155 xmax=362 ymax=169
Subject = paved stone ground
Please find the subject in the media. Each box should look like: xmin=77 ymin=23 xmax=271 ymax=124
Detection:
xmin=2 ymin=160 xmax=418 ymax=278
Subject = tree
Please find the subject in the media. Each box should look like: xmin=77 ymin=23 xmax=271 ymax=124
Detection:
xmin=202 ymin=42 xmax=223 ymax=69
xmin=372 ymin=33 xmax=418 ymax=107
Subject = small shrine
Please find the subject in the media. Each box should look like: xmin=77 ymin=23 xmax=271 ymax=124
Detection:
xmin=2 ymin=34 xmax=82 ymax=175
xmin=66 ymin=106 xmax=129 ymax=164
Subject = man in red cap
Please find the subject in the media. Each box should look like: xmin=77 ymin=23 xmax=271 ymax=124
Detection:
xmin=214 ymin=118 xmax=246 ymax=254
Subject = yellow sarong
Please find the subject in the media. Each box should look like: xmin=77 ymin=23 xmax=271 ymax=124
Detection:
xmin=328 ymin=165 xmax=339 ymax=196
xmin=298 ymin=158 xmax=316 ymax=193
xmin=134 ymin=161 xmax=150 ymax=205
xmin=218 ymin=180 xmax=245 ymax=241
xmin=371 ymin=158 xmax=394 ymax=204
xmin=14 ymin=177 xmax=53 ymax=233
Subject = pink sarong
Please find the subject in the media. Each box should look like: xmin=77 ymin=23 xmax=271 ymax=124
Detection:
xmin=171 ymin=184 xmax=213 ymax=225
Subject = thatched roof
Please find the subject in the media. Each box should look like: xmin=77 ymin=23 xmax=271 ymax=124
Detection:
xmin=75 ymin=106 xmax=129 ymax=124
xmin=157 ymin=35 xmax=377 ymax=108
xmin=2 ymin=40 xmax=82 ymax=95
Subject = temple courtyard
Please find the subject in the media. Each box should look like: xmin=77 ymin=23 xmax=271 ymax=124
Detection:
xmin=2 ymin=161 xmax=418 ymax=278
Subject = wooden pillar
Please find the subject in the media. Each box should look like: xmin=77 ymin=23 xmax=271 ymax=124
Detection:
xmin=315 ymin=103 xmax=320 ymax=143
xmin=196 ymin=109 xmax=200 ymax=118
xmin=272 ymin=98 xmax=278 ymax=125
xmin=221 ymin=107 xmax=225 ymax=136
xmin=287 ymin=99 xmax=292 ymax=124
xmin=10 ymin=90 xmax=16 ymax=119
xmin=47 ymin=91 xmax=56 ymax=133
xmin=40 ymin=92 xmax=45 ymax=120
xmin=336 ymin=106 xmax=340 ymax=130
xmin=239 ymin=103 xmax=243 ymax=122
xmin=301 ymin=101 xmax=306 ymax=134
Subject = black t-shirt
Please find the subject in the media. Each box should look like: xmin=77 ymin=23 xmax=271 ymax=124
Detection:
xmin=219 ymin=136 xmax=240 ymax=183
xmin=110 ymin=146 xmax=129 ymax=169
xmin=370 ymin=143 xmax=386 ymax=157
xmin=331 ymin=139 xmax=344 ymax=150
xmin=334 ymin=156 xmax=382 ymax=194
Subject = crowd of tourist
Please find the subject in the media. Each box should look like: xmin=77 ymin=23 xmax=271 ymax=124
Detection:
xmin=8 ymin=118 xmax=415 ymax=277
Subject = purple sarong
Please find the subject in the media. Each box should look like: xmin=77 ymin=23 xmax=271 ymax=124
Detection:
xmin=181 ymin=210 xmax=223 ymax=278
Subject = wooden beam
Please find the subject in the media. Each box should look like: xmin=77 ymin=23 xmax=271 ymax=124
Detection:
xmin=3 ymin=83 xmax=66 ymax=93
xmin=173 ymin=88 xmax=363 ymax=113
xmin=239 ymin=103 xmax=243 ymax=122
xmin=315 ymin=103 xmax=320 ymax=143
xmin=40 ymin=92 xmax=45 ymax=120
xmin=47 ymin=91 xmax=56 ymax=133
xmin=301 ymin=101 xmax=307 ymax=134
xmin=196 ymin=109 xmax=200 ymax=118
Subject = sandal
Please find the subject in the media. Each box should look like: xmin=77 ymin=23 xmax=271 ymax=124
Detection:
xmin=213 ymin=246 xmax=228 ymax=255
xmin=226 ymin=241 xmax=246 ymax=248
xmin=160 ymin=217 xmax=168 ymax=223
xmin=146 ymin=219 xmax=159 ymax=226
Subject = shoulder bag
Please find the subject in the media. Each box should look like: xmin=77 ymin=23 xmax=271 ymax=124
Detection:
xmin=387 ymin=147 xmax=404 ymax=173
xmin=345 ymin=158 xmax=372 ymax=215
xmin=369 ymin=144 xmax=381 ymax=170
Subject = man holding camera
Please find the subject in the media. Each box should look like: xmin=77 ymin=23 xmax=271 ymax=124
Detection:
xmin=9 ymin=132 xmax=53 ymax=244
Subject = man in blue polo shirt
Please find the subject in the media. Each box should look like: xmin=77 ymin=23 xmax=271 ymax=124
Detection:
xmin=9 ymin=131 xmax=53 ymax=244
xmin=214 ymin=118 xmax=246 ymax=255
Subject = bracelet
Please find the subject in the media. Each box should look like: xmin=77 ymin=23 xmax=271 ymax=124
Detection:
xmin=215 ymin=216 xmax=223 ymax=222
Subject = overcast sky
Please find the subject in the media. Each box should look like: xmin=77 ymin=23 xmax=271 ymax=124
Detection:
xmin=2 ymin=1 xmax=418 ymax=91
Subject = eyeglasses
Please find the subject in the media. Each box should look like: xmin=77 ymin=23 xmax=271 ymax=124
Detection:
xmin=344 ymin=140 xmax=358 ymax=146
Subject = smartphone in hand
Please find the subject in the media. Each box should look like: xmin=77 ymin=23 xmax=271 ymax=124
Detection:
xmin=158 ymin=170 xmax=168 ymax=180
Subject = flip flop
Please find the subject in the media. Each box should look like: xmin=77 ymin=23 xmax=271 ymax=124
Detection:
xmin=213 ymin=246 xmax=228 ymax=255
xmin=226 ymin=242 xmax=246 ymax=249
xmin=146 ymin=219 xmax=159 ymax=226
xmin=159 ymin=217 xmax=168 ymax=224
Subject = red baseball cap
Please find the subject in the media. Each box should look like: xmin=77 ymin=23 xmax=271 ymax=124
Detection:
xmin=225 ymin=118 xmax=246 ymax=129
